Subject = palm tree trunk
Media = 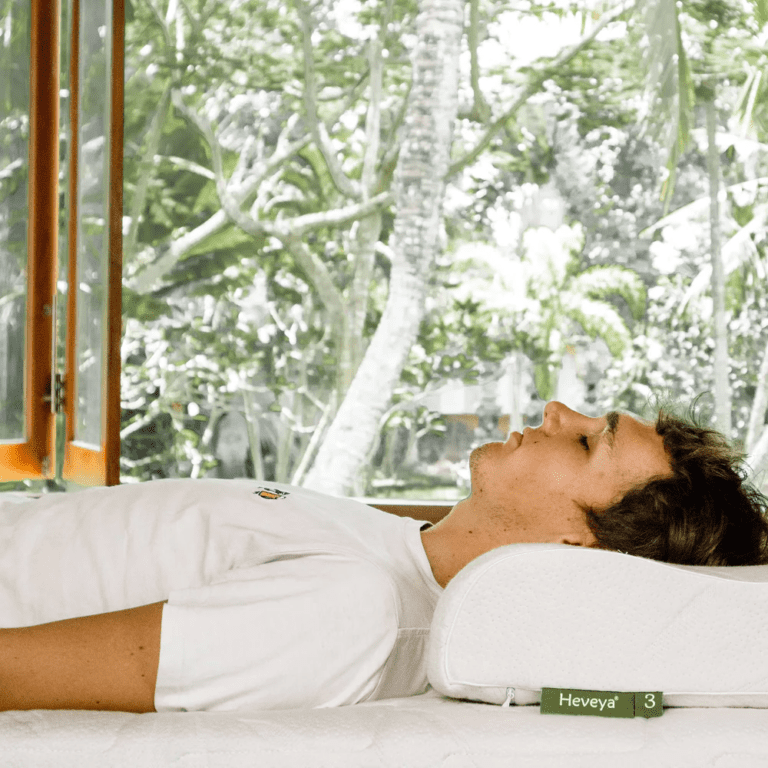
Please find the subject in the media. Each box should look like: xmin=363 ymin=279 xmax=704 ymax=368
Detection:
xmin=706 ymin=95 xmax=732 ymax=438
xmin=303 ymin=0 xmax=463 ymax=496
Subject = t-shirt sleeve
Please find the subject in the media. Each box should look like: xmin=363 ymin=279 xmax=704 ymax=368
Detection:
xmin=153 ymin=553 xmax=399 ymax=712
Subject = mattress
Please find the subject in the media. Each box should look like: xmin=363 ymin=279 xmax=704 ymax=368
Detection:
xmin=3 ymin=688 xmax=768 ymax=768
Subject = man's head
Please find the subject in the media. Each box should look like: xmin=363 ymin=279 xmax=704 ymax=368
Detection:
xmin=421 ymin=400 xmax=768 ymax=587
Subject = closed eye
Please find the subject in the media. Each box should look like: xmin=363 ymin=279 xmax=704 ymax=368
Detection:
xmin=578 ymin=434 xmax=590 ymax=451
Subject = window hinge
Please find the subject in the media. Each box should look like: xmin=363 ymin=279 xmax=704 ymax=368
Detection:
xmin=42 ymin=292 xmax=65 ymax=414
xmin=43 ymin=372 xmax=65 ymax=414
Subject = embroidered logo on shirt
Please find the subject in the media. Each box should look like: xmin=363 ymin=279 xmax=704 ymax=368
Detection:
xmin=254 ymin=487 xmax=290 ymax=500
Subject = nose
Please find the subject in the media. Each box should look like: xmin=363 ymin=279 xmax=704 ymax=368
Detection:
xmin=542 ymin=401 xmax=584 ymax=434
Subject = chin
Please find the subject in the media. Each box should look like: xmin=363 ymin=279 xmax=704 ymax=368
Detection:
xmin=468 ymin=441 xmax=503 ymax=477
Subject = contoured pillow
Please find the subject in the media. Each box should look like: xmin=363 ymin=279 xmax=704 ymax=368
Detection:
xmin=427 ymin=543 xmax=768 ymax=708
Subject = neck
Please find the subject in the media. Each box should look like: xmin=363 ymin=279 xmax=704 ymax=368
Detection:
xmin=420 ymin=496 xmax=587 ymax=587
xmin=420 ymin=498 xmax=502 ymax=588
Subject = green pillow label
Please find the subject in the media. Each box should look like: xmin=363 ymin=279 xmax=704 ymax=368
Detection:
xmin=540 ymin=688 xmax=663 ymax=718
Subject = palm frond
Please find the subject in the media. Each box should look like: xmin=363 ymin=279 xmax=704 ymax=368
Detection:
xmin=561 ymin=297 xmax=632 ymax=357
xmin=571 ymin=265 xmax=647 ymax=320
xmin=636 ymin=0 xmax=696 ymax=215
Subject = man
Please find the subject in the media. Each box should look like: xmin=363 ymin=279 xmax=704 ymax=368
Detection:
xmin=1 ymin=401 xmax=766 ymax=714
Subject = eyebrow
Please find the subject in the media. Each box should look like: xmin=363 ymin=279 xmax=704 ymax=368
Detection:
xmin=604 ymin=411 xmax=620 ymax=454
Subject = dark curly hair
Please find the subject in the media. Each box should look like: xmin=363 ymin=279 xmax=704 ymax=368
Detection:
xmin=582 ymin=407 xmax=768 ymax=566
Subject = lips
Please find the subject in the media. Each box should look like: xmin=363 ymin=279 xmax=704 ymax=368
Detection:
xmin=509 ymin=431 xmax=523 ymax=447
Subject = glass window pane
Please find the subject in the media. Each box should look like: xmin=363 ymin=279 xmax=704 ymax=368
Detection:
xmin=0 ymin=0 xmax=30 ymax=444
xmin=74 ymin=0 xmax=112 ymax=449
xmin=119 ymin=2 xmax=767 ymax=500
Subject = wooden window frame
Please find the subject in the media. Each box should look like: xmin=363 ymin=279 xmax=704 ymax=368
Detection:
xmin=0 ymin=0 xmax=124 ymax=487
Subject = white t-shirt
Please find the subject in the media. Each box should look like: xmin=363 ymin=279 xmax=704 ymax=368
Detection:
xmin=0 ymin=479 xmax=444 ymax=712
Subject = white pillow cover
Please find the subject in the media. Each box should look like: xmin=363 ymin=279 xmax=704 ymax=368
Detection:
xmin=427 ymin=543 xmax=768 ymax=709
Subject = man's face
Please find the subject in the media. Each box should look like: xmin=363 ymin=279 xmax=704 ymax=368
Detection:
xmin=468 ymin=401 xmax=672 ymax=543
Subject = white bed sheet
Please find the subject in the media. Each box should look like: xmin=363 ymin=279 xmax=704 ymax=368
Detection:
xmin=3 ymin=688 xmax=768 ymax=768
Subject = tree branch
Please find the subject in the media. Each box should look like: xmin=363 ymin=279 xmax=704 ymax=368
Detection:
xmin=278 ymin=235 xmax=345 ymax=326
xmin=295 ymin=0 xmax=361 ymax=200
xmin=275 ymin=191 xmax=394 ymax=238
xmin=181 ymin=91 xmax=392 ymax=241
xmin=127 ymin=103 xmax=311 ymax=293
xmin=447 ymin=0 xmax=639 ymax=179
xmin=132 ymin=80 xmax=397 ymax=342
xmin=362 ymin=36 xmax=384 ymax=198
xmin=144 ymin=0 xmax=173 ymax=50
xmin=465 ymin=0 xmax=492 ymax=122
xmin=170 ymin=92 xmax=359 ymax=327
xmin=153 ymin=154 xmax=215 ymax=180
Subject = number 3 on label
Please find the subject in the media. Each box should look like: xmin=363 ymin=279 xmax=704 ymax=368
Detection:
xmin=636 ymin=692 xmax=663 ymax=718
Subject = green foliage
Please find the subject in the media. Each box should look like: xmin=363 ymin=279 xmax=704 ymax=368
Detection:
xmin=596 ymin=271 xmax=768 ymax=447
xmin=122 ymin=286 xmax=174 ymax=322
xmin=439 ymin=224 xmax=647 ymax=402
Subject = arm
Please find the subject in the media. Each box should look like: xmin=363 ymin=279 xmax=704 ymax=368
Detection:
xmin=0 ymin=601 xmax=166 ymax=712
